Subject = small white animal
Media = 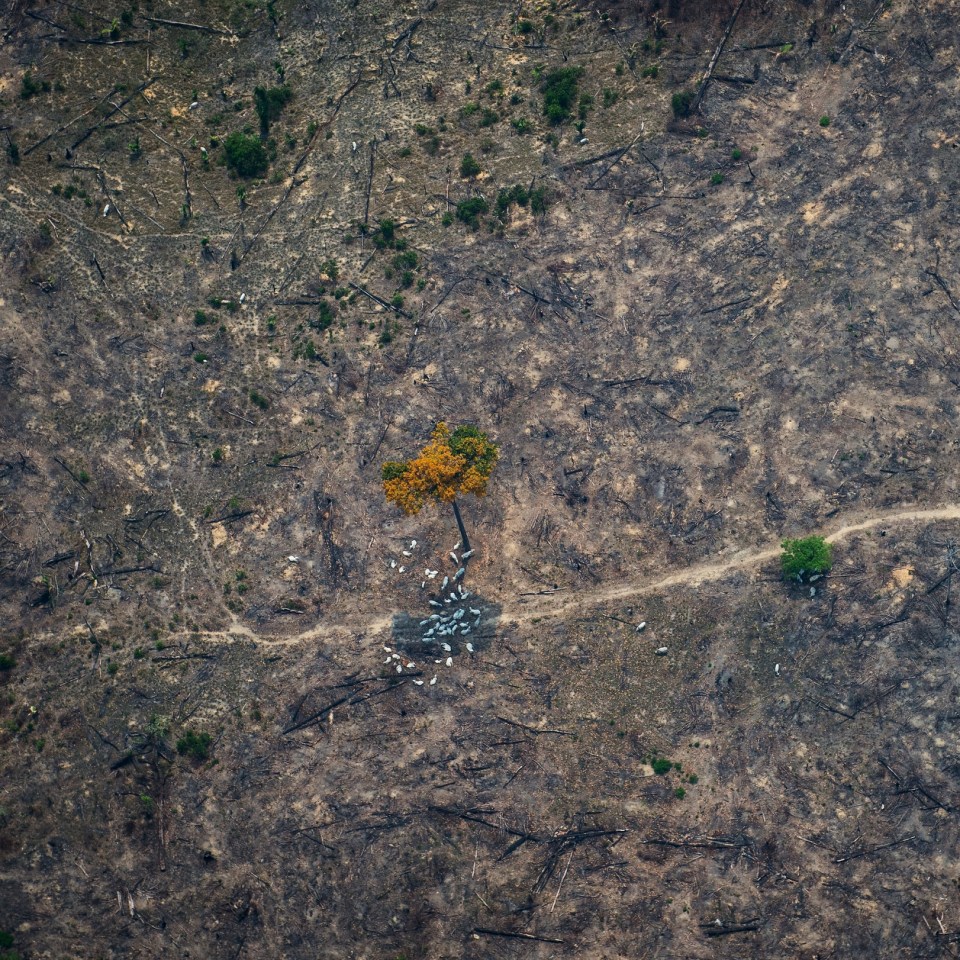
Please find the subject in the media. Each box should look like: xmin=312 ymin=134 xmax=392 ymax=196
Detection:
xmin=430 ymin=676 xmax=437 ymax=685
xmin=445 ymin=657 xmax=453 ymax=667
xmin=465 ymin=642 xmax=474 ymax=653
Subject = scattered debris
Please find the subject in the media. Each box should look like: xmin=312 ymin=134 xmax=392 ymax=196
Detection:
xmin=655 ymin=647 xmax=669 ymax=656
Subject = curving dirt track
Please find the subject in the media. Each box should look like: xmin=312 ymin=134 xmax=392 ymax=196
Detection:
xmin=187 ymin=503 xmax=960 ymax=647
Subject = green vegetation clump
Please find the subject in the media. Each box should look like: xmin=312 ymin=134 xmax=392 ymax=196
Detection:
xmin=176 ymin=728 xmax=213 ymax=762
xmin=652 ymin=757 xmax=673 ymax=776
xmin=455 ymin=196 xmax=488 ymax=228
xmin=249 ymin=390 xmax=270 ymax=410
xmin=460 ymin=152 xmax=481 ymax=177
xmin=312 ymin=299 xmax=335 ymax=331
xmin=819 ymin=115 xmax=831 ymax=127
xmin=254 ymin=85 xmax=293 ymax=134
xmin=223 ymin=131 xmax=268 ymax=178
xmin=710 ymin=172 xmax=724 ymax=186
xmin=542 ymin=66 xmax=583 ymax=124
xmin=671 ymin=89 xmax=695 ymax=118
xmin=0 ymin=654 xmax=15 ymax=671
xmin=372 ymin=218 xmax=397 ymax=248
xmin=781 ymin=536 xmax=833 ymax=582
xmin=21 ymin=71 xmax=50 ymax=99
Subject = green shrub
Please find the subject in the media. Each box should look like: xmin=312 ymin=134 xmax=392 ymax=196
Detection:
xmin=671 ymin=89 xmax=695 ymax=118
xmin=542 ymin=66 xmax=583 ymax=124
xmin=254 ymin=85 xmax=293 ymax=133
xmin=495 ymin=184 xmax=528 ymax=217
xmin=176 ymin=728 xmax=212 ymax=762
xmin=512 ymin=116 xmax=532 ymax=134
xmin=0 ymin=654 xmax=15 ymax=671
xmin=819 ymin=115 xmax=831 ymax=127
xmin=372 ymin=218 xmax=396 ymax=248
xmin=249 ymin=390 xmax=269 ymax=410
xmin=731 ymin=147 xmax=743 ymax=161
xmin=781 ymin=536 xmax=833 ymax=582
xmin=674 ymin=786 xmax=686 ymax=799
xmin=21 ymin=72 xmax=50 ymax=99
xmin=312 ymin=299 xmax=335 ymax=331
xmin=460 ymin=152 xmax=481 ymax=177
xmin=194 ymin=309 xmax=209 ymax=325
xmin=641 ymin=64 xmax=659 ymax=79
xmin=455 ymin=196 xmax=488 ymax=228
xmin=652 ymin=757 xmax=672 ymax=776
xmin=710 ymin=172 xmax=724 ymax=186
xmin=223 ymin=131 xmax=268 ymax=178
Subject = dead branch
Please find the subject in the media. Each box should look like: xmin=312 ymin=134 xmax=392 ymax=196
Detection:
xmin=691 ymin=0 xmax=749 ymax=114
xmin=142 ymin=16 xmax=233 ymax=35
xmin=70 ymin=77 xmax=155 ymax=152
xmin=473 ymin=929 xmax=565 ymax=944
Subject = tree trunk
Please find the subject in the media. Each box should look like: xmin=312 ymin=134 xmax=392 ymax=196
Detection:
xmin=451 ymin=499 xmax=471 ymax=556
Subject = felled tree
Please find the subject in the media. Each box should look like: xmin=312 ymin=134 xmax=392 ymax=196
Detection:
xmin=382 ymin=423 xmax=498 ymax=555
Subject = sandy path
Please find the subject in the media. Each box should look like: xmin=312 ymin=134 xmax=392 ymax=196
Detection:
xmin=186 ymin=503 xmax=960 ymax=647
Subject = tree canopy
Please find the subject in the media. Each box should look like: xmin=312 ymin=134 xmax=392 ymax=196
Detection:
xmin=781 ymin=536 xmax=833 ymax=582
xmin=382 ymin=423 xmax=498 ymax=516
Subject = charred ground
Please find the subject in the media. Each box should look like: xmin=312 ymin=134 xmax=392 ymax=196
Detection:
xmin=2 ymin=0 xmax=960 ymax=956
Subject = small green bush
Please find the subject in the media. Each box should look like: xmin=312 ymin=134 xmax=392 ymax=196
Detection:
xmin=542 ymin=66 xmax=583 ymax=125
xmin=460 ymin=152 xmax=481 ymax=177
xmin=781 ymin=536 xmax=833 ymax=582
xmin=652 ymin=757 xmax=672 ymax=776
xmin=249 ymin=390 xmax=270 ymax=410
xmin=21 ymin=72 xmax=50 ymax=99
xmin=641 ymin=64 xmax=659 ymax=79
xmin=819 ymin=115 xmax=831 ymax=127
xmin=455 ymin=196 xmax=488 ymax=228
xmin=671 ymin=89 xmax=695 ymax=118
xmin=254 ymin=85 xmax=292 ymax=134
xmin=223 ymin=131 xmax=268 ymax=178
xmin=710 ymin=172 xmax=724 ymax=186
xmin=176 ymin=728 xmax=212 ymax=762
xmin=0 ymin=654 xmax=15 ymax=671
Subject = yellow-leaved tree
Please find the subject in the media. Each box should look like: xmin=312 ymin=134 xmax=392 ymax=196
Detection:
xmin=382 ymin=423 xmax=499 ymax=555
